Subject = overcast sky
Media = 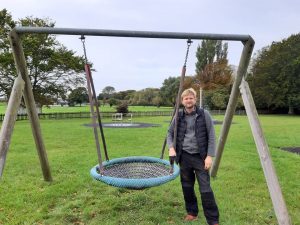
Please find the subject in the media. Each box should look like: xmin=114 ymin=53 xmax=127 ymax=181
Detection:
xmin=2 ymin=0 xmax=300 ymax=94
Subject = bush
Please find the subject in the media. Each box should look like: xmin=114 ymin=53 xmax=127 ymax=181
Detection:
xmin=108 ymin=98 xmax=118 ymax=107
xmin=116 ymin=101 xmax=129 ymax=115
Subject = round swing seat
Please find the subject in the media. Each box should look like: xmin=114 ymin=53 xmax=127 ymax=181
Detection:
xmin=90 ymin=156 xmax=180 ymax=189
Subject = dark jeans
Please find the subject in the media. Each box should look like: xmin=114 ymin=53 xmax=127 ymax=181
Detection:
xmin=179 ymin=151 xmax=219 ymax=225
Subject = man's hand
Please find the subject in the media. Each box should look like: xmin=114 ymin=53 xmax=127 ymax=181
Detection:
xmin=204 ymin=156 xmax=213 ymax=170
xmin=169 ymin=147 xmax=176 ymax=156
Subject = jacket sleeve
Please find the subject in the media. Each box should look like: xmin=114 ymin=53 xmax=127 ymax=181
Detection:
xmin=167 ymin=117 xmax=176 ymax=149
xmin=204 ymin=110 xmax=216 ymax=157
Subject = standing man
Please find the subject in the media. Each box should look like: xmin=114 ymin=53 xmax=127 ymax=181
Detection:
xmin=167 ymin=88 xmax=219 ymax=225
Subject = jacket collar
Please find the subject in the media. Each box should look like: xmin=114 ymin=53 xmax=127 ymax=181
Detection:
xmin=183 ymin=106 xmax=197 ymax=115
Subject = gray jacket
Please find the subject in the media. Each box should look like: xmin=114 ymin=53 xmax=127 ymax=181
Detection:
xmin=167 ymin=108 xmax=216 ymax=157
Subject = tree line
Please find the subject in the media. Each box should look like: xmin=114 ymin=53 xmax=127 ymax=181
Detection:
xmin=247 ymin=34 xmax=300 ymax=114
xmin=1 ymin=9 xmax=299 ymax=114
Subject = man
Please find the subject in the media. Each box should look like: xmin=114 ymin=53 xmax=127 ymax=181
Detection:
xmin=167 ymin=88 xmax=219 ymax=225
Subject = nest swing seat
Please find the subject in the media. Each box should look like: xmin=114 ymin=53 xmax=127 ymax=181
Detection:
xmin=90 ymin=156 xmax=180 ymax=189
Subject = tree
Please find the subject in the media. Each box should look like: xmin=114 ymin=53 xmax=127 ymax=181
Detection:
xmin=129 ymin=91 xmax=143 ymax=105
xmin=195 ymin=60 xmax=233 ymax=90
xmin=208 ymin=88 xmax=230 ymax=109
xmin=195 ymin=40 xmax=232 ymax=90
xmin=68 ymin=87 xmax=88 ymax=106
xmin=248 ymin=33 xmax=300 ymax=114
xmin=194 ymin=40 xmax=232 ymax=108
xmin=0 ymin=9 xmax=16 ymax=99
xmin=159 ymin=76 xmax=180 ymax=106
xmin=116 ymin=101 xmax=129 ymax=114
xmin=108 ymin=98 xmax=118 ymax=107
xmin=102 ymin=86 xmax=116 ymax=99
xmin=128 ymin=88 xmax=153 ymax=106
xmin=152 ymin=95 xmax=163 ymax=107
xmin=140 ymin=88 xmax=159 ymax=106
xmin=114 ymin=90 xmax=136 ymax=101
xmin=0 ymin=9 xmax=85 ymax=107
xmin=195 ymin=40 xmax=228 ymax=74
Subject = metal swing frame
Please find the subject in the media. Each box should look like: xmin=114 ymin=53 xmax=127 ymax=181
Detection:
xmin=0 ymin=27 xmax=291 ymax=224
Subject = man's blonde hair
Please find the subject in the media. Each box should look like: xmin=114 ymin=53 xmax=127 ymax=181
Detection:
xmin=181 ymin=88 xmax=197 ymax=99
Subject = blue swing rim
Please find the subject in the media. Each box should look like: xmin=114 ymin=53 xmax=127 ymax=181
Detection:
xmin=90 ymin=156 xmax=180 ymax=189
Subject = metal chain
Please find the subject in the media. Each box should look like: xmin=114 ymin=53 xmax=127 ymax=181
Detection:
xmin=183 ymin=39 xmax=192 ymax=67
xmin=80 ymin=35 xmax=88 ymax=64
xmin=80 ymin=35 xmax=109 ymax=165
xmin=161 ymin=38 xmax=193 ymax=162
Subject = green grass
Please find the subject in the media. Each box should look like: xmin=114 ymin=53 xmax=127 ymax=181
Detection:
xmin=0 ymin=102 xmax=172 ymax=114
xmin=0 ymin=102 xmax=6 ymax=114
xmin=0 ymin=115 xmax=299 ymax=225
xmin=42 ymin=105 xmax=173 ymax=113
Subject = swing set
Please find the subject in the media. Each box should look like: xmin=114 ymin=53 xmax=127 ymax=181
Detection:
xmin=0 ymin=27 xmax=292 ymax=224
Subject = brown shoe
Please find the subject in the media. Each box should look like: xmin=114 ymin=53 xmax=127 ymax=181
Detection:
xmin=184 ymin=214 xmax=198 ymax=221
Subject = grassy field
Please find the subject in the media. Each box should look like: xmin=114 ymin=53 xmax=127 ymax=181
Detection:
xmin=0 ymin=115 xmax=299 ymax=225
xmin=0 ymin=102 xmax=172 ymax=114
xmin=0 ymin=103 xmax=6 ymax=114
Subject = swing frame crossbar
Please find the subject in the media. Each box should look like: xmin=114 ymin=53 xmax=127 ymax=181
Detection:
xmin=0 ymin=27 xmax=291 ymax=224
xmin=14 ymin=27 xmax=251 ymax=41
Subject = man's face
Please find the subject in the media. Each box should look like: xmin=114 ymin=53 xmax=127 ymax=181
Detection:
xmin=182 ymin=93 xmax=196 ymax=110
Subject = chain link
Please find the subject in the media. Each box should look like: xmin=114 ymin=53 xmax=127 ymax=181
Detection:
xmin=80 ymin=35 xmax=88 ymax=63
xmin=183 ymin=39 xmax=193 ymax=67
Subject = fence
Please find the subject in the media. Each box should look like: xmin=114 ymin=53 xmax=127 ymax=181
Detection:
xmin=0 ymin=110 xmax=250 ymax=122
xmin=210 ymin=109 xmax=246 ymax=115
xmin=0 ymin=111 xmax=175 ymax=121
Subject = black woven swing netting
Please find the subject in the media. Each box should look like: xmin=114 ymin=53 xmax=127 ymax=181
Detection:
xmin=100 ymin=162 xmax=171 ymax=179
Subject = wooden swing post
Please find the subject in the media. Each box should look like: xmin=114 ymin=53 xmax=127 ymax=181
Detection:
xmin=8 ymin=30 xmax=52 ymax=181
xmin=0 ymin=75 xmax=25 ymax=177
xmin=240 ymin=79 xmax=291 ymax=225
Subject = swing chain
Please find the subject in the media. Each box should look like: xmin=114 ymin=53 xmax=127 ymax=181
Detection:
xmin=80 ymin=35 xmax=88 ymax=63
xmin=183 ymin=39 xmax=193 ymax=67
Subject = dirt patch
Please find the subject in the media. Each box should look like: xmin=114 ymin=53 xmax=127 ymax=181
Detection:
xmin=280 ymin=147 xmax=300 ymax=154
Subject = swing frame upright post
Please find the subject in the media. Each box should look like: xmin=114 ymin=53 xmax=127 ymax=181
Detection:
xmin=2 ymin=27 xmax=291 ymax=224
xmin=7 ymin=30 xmax=53 ymax=181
